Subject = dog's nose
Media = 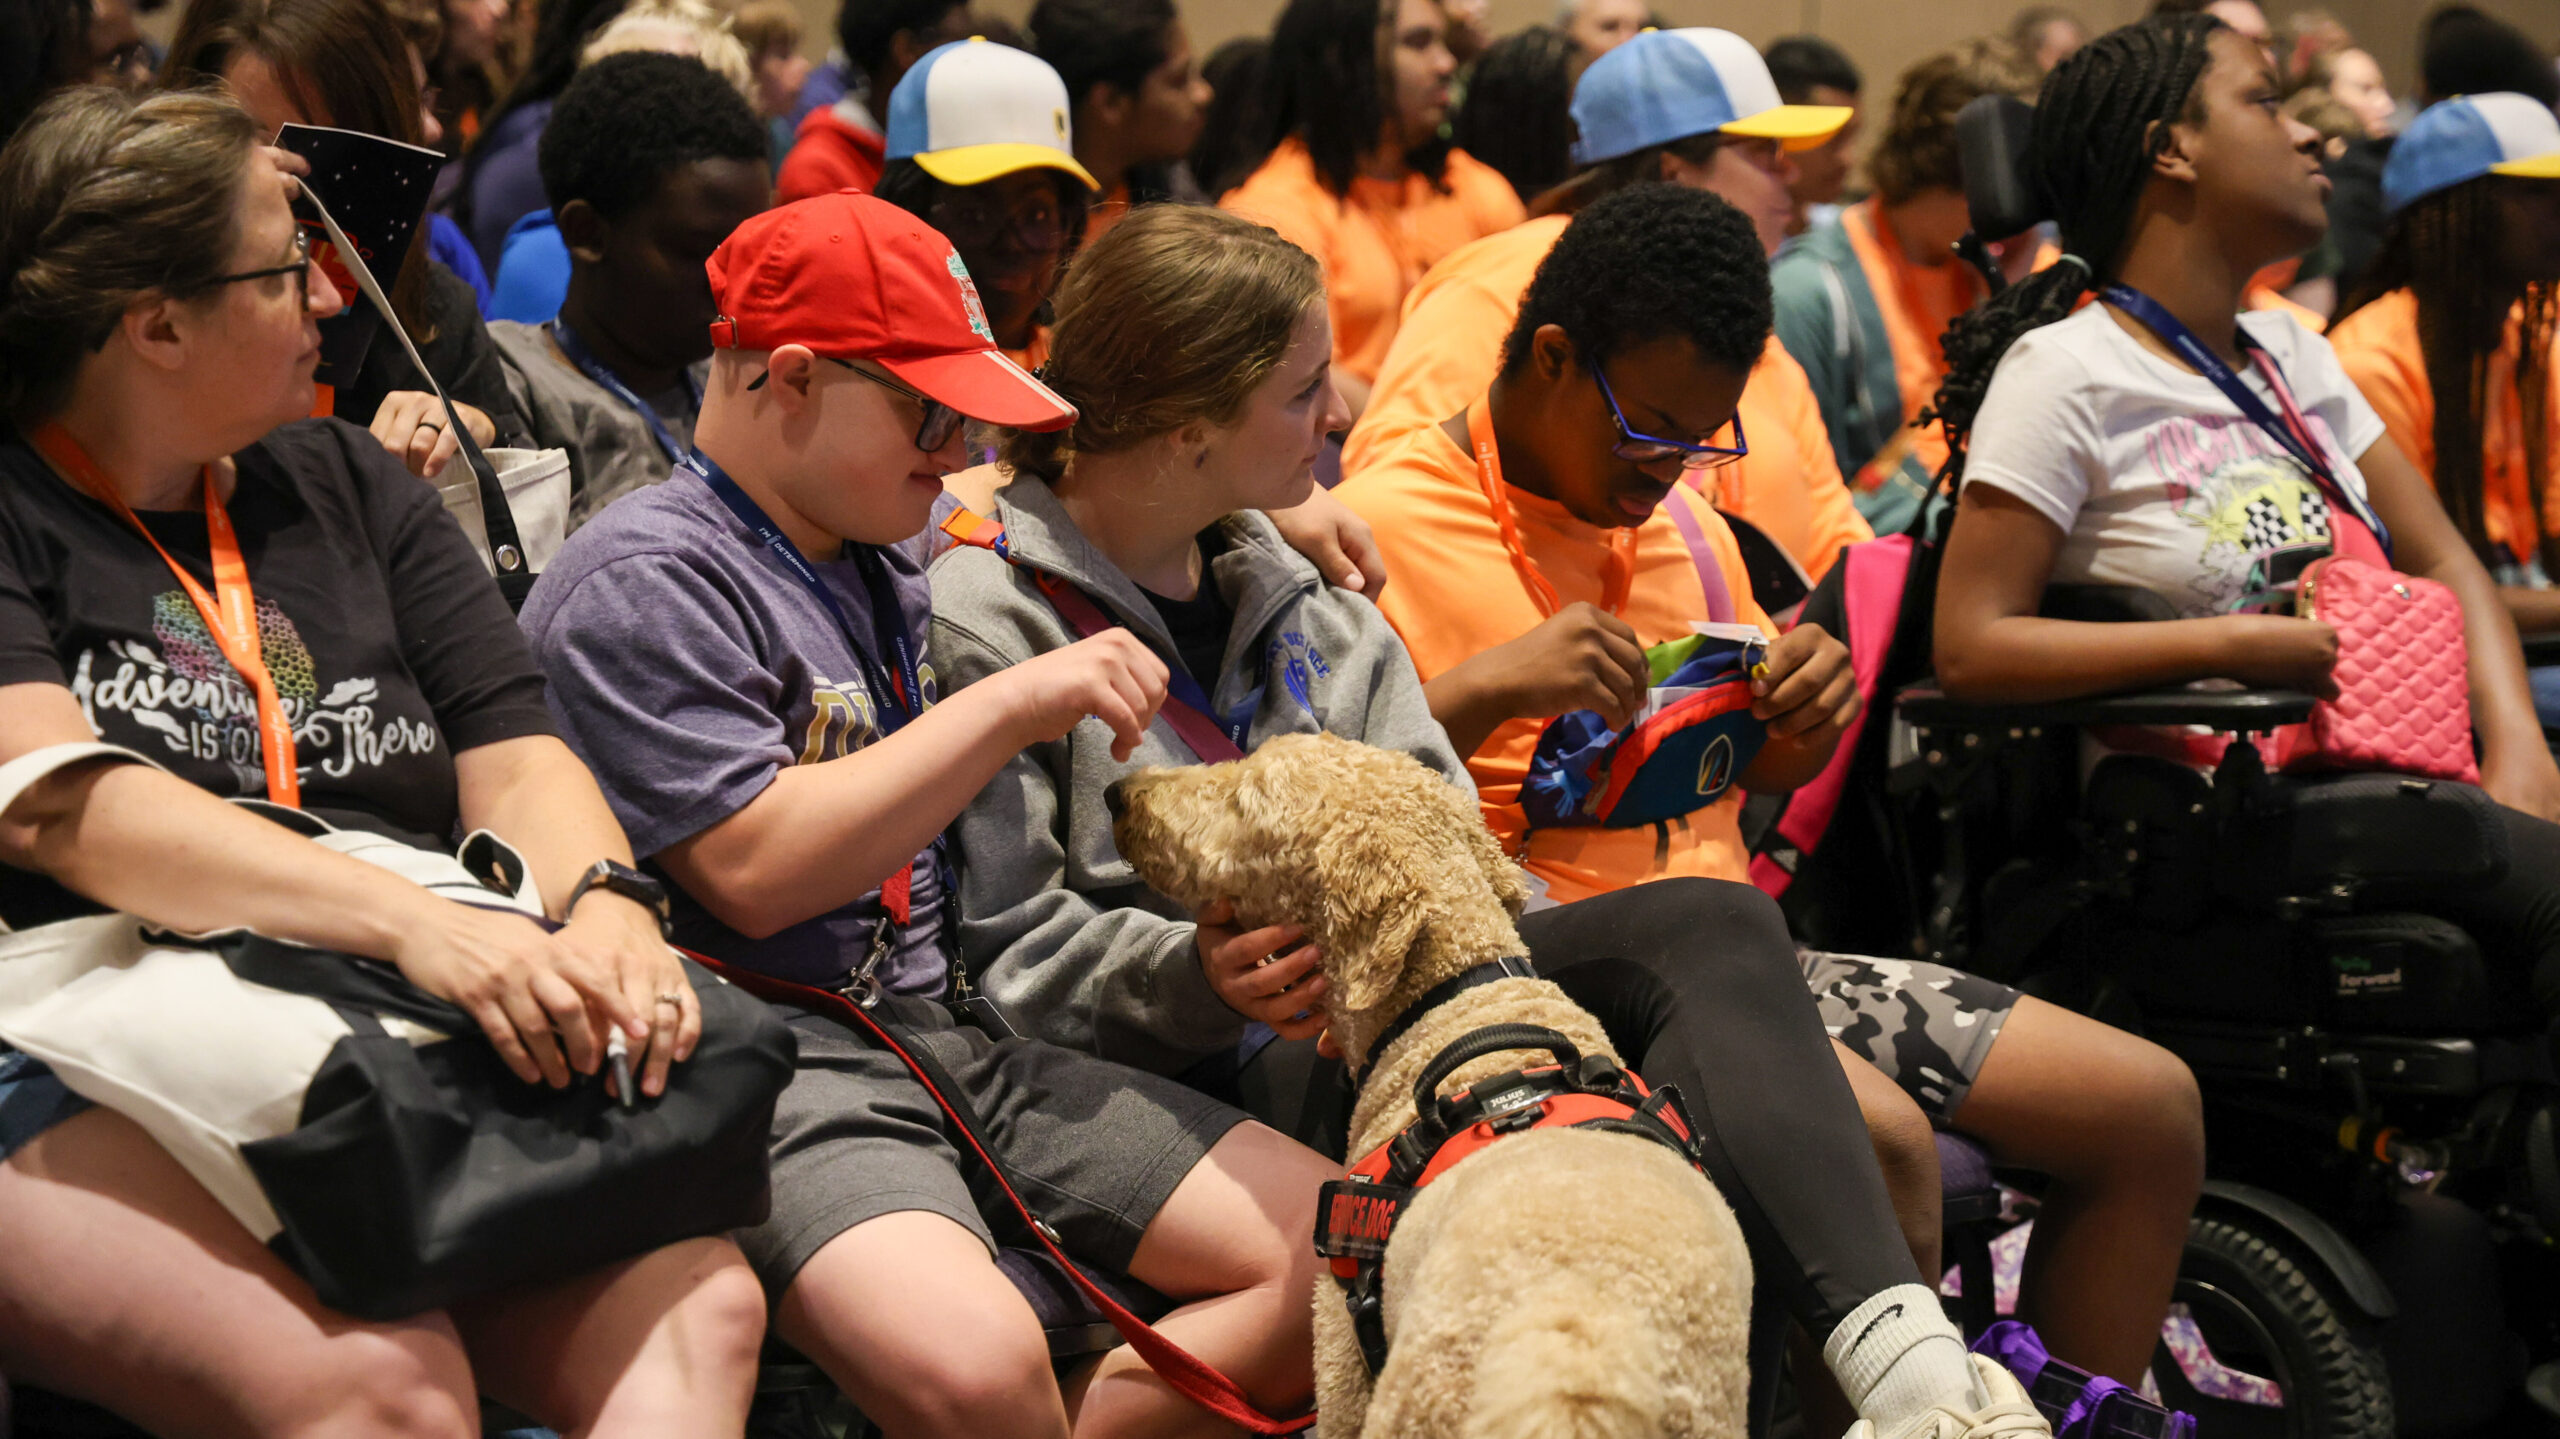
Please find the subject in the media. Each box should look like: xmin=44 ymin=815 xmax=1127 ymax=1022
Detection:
xmin=1104 ymin=778 xmax=1129 ymax=821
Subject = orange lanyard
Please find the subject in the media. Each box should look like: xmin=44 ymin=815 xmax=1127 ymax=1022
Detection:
xmin=1467 ymin=402 xmax=1635 ymax=617
xmin=32 ymin=424 xmax=301 ymax=806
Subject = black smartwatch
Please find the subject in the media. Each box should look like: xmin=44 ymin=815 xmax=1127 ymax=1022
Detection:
xmin=564 ymin=859 xmax=672 ymax=937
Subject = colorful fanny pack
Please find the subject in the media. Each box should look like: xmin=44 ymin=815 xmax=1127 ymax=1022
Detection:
xmin=1522 ymin=624 xmax=1770 ymax=829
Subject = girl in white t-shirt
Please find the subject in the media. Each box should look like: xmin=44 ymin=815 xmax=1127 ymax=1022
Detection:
xmin=1932 ymin=16 xmax=2560 ymax=1015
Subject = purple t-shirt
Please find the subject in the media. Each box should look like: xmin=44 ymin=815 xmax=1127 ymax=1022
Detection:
xmin=520 ymin=467 xmax=950 ymax=993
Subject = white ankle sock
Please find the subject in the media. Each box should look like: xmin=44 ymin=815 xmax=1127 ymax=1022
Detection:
xmin=1824 ymin=1284 xmax=1986 ymax=1429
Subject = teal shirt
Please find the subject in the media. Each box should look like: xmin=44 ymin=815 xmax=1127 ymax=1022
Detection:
xmin=1771 ymin=220 xmax=1937 ymax=534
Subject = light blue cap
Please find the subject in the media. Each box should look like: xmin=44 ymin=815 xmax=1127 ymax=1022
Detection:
xmin=2382 ymin=92 xmax=2560 ymax=214
xmin=1569 ymin=27 xmax=1851 ymax=167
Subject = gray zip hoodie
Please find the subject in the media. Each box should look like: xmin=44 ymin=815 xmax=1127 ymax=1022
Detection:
xmin=929 ymin=478 xmax=1469 ymax=1076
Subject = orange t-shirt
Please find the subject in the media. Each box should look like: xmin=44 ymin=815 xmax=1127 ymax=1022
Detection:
xmin=2244 ymin=257 xmax=2326 ymax=334
xmin=1220 ymin=138 xmax=1526 ymax=384
xmin=1839 ymin=199 xmax=2061 ymax=484
xmin=2331 ymin=287 xmax=2560 ymax=569
xmin=1335 ymin=412 xmax=1775 ymax=902
xmin=777 ymin=105 xmax=887 ymax=205
xmin=1082 ymin=182 xmax=1133 ymax=247
xmin=1343 ymin=214 xmax=1872 ymax=579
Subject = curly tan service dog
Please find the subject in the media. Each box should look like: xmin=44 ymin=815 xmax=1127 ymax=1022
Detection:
xmin=1108 ymin=732 xmax=1751 ymax=1439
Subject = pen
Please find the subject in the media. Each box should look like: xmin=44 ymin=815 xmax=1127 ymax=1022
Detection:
xmin=607 ymin=1029 xmax=635 ymax=1109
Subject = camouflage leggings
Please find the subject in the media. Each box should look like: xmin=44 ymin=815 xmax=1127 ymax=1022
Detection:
xmin=1799 ymin=949 xmax=2019 ymax=1120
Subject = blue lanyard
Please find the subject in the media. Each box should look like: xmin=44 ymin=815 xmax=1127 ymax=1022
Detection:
xmin=2099 ymin=284 xmax=2392 ymax=558
xmin=550 ymin=317 xmax=704 ymax=465
xmin=682 ymin=449 xmax=923 ymax=733
xmin=1163 ymin=662 xmax=1254 ymax=753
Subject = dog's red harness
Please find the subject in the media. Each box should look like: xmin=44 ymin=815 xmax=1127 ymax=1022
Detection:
xmin=1313 ymin=1015 xmax=1711 ymax=1374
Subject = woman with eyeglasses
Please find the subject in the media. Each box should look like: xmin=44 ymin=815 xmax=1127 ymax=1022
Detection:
xmin=871 ymin=37 xmax=1094 ymax=372
xmin=0 ymin=86 xmax=765 ymax=1435
xmin=1346 ymin=26 xmax=1873 ymax=587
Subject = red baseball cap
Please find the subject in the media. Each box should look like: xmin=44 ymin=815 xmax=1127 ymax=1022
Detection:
xmin=705 ymin=190 xmax=1075 ymax=433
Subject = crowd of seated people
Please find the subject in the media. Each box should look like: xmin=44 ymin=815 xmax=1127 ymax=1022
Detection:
xmin=0 ymin=0 xmax=2554 ymax=1436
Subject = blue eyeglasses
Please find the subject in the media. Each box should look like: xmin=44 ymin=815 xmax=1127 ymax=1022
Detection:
xmin=1589 ymin=364 xmax=1748 ymax=470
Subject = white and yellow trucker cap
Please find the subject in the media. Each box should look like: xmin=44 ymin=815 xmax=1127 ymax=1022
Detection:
xmin=885 ymin=36 xmax=1099 ymax=191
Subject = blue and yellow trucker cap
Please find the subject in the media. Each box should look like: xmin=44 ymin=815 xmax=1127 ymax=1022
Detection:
xmin=1571 ymin=28 xmax=1853 ymax=167
xmin=2382 ymin=92 xmax=2560 ymax=214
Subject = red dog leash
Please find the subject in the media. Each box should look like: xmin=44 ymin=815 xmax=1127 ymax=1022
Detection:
xmin=684 ymin=951 xmax=1317 ymax=1435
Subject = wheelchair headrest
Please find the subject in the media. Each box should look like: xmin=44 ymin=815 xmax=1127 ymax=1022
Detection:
xmin=1958 ymin=94 xmax=2045 ymax=241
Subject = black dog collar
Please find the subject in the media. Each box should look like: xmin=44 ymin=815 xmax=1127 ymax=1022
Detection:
xmin=1361 ymin=955 xmax=1538 ymax=1075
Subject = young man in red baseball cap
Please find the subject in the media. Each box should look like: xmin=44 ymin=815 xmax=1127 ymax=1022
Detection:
xmin=523 ymin=192 xmax=1329 ymax=1437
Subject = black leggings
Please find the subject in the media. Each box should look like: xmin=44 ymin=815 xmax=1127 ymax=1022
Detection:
xmin=1230 ymin=877 xmax=1919 ymax=1418
xmin=2422 ymin=800 xmax=2560 ymax=1016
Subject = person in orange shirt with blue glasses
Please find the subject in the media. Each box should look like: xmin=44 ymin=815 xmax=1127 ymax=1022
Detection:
xmin=1341 ymin=182 xmax=2208 ymax=1408
xmin=1345 ymin=25 xmax=1874 ymax=585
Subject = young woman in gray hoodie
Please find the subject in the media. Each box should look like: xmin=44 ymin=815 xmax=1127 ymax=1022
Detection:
xmin=927 ymin=204 xmax=2023 ymax=1438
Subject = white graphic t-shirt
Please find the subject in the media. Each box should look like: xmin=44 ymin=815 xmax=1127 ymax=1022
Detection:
xmin=1961 ymin=304 xmax=2389 ymax=618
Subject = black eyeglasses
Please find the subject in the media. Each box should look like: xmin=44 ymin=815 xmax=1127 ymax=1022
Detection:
xmin=750 ymin=357 xmax=966 ymax=452
xmin=199 ymin=230 xmax=315 ymax=306
xmin=1590 ymin=363 xmax=1748 ymax=470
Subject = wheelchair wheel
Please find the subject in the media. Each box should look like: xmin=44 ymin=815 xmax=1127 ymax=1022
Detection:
xmin=2151 ymin=1215 xmax=2393 ymax=1439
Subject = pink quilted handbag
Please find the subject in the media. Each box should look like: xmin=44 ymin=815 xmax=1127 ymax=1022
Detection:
xmin=2282 ymin=555 xmax=2477 ymax=784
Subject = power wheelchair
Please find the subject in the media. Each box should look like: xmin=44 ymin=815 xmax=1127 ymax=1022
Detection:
xmin=1766 ymin=523 xmax=2560 ymax=1439
xmin=1903 ymin=625 xmax=2556 ymax=1439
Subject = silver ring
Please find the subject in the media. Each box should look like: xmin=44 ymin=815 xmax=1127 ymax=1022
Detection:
xmin=655 ymin=991 xmax=684 ymax=1007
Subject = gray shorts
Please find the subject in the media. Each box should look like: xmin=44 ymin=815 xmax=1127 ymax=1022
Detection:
xmin=740 ymin=993 xmax=1249 ymax=1299
xmin=1799 ymin=949 xmax=2020 ymax=1121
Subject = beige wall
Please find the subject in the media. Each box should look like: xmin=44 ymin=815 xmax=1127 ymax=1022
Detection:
xmin=881 ymin=0 xmax=2555 ymax=100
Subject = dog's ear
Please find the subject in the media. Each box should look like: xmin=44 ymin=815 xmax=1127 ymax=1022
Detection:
xmin=1316 ymin=821 xmax=1431 ymax=1013
xmin=1454 ymin=794 xmax=1532 ymax=917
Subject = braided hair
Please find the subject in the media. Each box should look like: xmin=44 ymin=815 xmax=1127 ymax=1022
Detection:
xmin=2337 ymin=177 xmax=2556 ymax=564
xmin=1928 ymin=14 xmax=2223 ymax=474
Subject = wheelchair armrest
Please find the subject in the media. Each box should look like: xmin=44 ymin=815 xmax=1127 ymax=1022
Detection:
xmin=1897 ymin=683 xmax=2316 ymax=733
xmin=2519 ymin=633 xmax=2560 ymax=670
xmin=1916 ymin=586 xmax=2312 ymax=731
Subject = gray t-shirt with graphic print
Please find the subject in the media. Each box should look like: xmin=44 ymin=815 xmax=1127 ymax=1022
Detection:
xmin=520 ymin=465 xmax=951 ymax=993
